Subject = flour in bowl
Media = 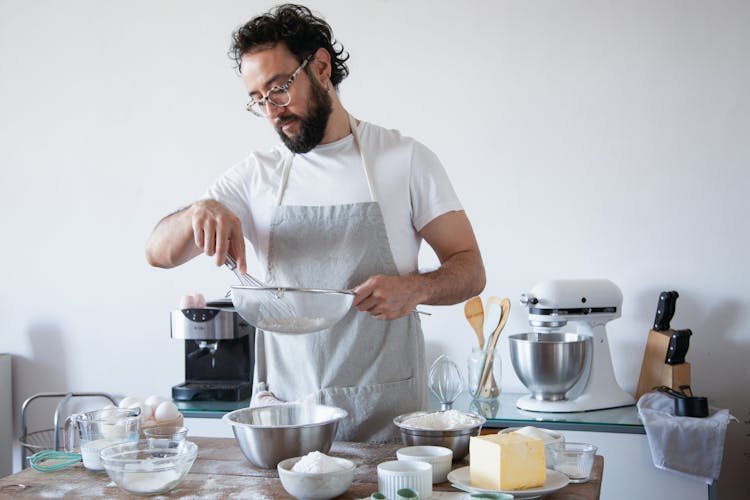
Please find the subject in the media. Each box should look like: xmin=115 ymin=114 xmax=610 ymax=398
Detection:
xmin=292 ymin=451 xmax=347 ymax=473
xmin=400 ymin=410 xmax=480 ymax=430
xmin=119 ymin=469 xmax=182 ymax=494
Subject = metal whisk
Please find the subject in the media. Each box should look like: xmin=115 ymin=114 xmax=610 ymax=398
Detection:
xmin=428 ymin=355 xmax=464 ymax=410
xmin=224 ymin=256 xmax=266 ymax=287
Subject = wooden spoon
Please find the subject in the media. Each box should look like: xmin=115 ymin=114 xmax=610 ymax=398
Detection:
xmin=478 ymin=297 xmax=511 ymax=398
xmin=464 ymin=296 xmax=485 ymax=349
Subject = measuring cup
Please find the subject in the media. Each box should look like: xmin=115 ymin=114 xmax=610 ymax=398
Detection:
xmin=64 ymin=408 xmax=141 ymax=470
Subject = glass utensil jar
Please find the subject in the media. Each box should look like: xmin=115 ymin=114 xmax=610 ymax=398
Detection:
xmin=468 ymin=346 xmax=501 ymax=400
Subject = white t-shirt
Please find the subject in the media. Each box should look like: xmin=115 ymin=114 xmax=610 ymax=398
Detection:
xmin=203 ymin=120 xmax=462 ymax=278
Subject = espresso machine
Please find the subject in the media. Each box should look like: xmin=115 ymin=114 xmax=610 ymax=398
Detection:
xmin=511 ymin=279 xmax=635 ymax=412
xmin=170 ymin=298 xmax=254 ymax=401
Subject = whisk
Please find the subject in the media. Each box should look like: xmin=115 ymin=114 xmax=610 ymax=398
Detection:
xmin=224 ymin=256 xmax=267 ymax=287
xmin=428 ymin=355 xmax=464 ymax=410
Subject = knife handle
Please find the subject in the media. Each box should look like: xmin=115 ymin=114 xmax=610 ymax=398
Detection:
xmin=653 ymin=290 xmax=679 ymax=331
xmin=665 ymin=328 xmax=692 ymax=365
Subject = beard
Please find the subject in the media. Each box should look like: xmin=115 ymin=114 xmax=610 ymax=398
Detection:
xmin=275 ymin=77 xmax=332 ymax=154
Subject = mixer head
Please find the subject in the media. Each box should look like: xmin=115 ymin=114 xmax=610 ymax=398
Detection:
xmin=520 ymin=279 xmax=623 ymax=331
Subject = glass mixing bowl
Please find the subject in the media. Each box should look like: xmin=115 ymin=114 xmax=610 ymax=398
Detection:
xmin=100 ymin=440 xmax=197 ymax=496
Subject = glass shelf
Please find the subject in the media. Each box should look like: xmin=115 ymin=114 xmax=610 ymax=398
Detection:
xmin=175 ymin=392 xmax=644 ymax=434
xmin=430 ymin=392 xmax=645 ymax=434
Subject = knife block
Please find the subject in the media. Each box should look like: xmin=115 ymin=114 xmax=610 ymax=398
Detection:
xmin=636 ymin=329 xmax=691 ymax=399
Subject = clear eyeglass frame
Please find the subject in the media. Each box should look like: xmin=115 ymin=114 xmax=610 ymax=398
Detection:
xmin=245 ymin=55 xmax=312 ymax=117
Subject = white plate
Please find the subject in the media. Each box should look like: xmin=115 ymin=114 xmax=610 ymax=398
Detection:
xmin=447 ymin=467 xmax=570 ymax=499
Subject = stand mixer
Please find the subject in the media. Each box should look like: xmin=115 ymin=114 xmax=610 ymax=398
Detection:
xmin=511 ymin=279 xmax=635 ymax=412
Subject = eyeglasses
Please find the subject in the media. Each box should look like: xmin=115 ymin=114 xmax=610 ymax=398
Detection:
xmin=245 ymin=55 xmax=312 ymax=117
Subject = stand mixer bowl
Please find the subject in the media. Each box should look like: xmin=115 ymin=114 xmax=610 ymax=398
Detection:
xmin=509 ymin=333 xmax=590 ymax=401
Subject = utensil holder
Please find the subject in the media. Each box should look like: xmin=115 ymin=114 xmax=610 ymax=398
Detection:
xmin=468 ymin=347 xmax=501 ymax=401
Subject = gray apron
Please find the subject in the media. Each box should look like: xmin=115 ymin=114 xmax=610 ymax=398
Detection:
xmin=254 ymin=115 xmax=426 ymax=443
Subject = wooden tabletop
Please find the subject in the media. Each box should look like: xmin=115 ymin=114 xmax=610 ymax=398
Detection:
xmin=0 ymin=437 xmax=603 ymax=499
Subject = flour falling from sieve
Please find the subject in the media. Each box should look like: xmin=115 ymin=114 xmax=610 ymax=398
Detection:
xmin=259 ymin=317 xmax=328 ymax=333
xmin=400 ymin=410 xmax=480 ymax=430
xmin=291 ymin=451 xmax=347 ymax=473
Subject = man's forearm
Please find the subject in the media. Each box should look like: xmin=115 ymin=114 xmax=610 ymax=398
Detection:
xmin=145 ymin=206 xmax=200 ymax=268
xmin=414 ymin=249 xmax=486 ymax=306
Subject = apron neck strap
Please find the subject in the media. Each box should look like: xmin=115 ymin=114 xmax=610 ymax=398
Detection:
xmin=275 ymin=114 xmax=378 ymax=206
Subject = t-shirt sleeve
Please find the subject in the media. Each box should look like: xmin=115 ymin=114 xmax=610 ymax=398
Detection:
xmin=409 ymin=141 xmax=463 ymax=232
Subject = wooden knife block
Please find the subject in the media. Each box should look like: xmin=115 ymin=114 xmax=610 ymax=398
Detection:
xmin=636 ymin=329 xmax=691 ymax=399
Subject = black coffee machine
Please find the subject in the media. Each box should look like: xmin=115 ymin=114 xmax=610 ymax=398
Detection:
xmin=170 ymin=298 xmax=254 ymax=401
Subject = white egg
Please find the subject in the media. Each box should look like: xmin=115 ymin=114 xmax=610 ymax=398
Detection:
xmin=144 ymin=394 xmax=167 ymax=408
xmin=118 ymin=396 xmax=141 ymax=409
xmin=154 ymin=401 xmax=180 ymax=422
xmin=129 ymin=402 xmax=153 ymax=420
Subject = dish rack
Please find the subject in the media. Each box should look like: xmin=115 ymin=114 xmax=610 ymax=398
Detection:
xmin=19 ymin=392 xmax=116 ymax=469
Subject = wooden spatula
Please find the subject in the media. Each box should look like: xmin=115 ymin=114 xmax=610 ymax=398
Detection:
xmin=478 ymin=297 xmax=511 ymax=398
xmin=464 ymin=296 xmax=485 ymax=349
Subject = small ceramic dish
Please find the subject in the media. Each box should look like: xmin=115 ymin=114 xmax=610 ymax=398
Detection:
xmin=377 ymin=460 xmax=432 ymax=500
xmin=277 ymin=455 xmax=355 ymax=500
xmin=396 ymin=445 xmax=453 ymax=483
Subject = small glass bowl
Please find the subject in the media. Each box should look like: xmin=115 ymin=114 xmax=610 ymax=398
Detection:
xmin=143 ymin=426 xmax=189 ymax=443
xmin=548 ymin=442 xmax=597 ymax=483
xmin=143 ymin=426 xmax=188 ymax=451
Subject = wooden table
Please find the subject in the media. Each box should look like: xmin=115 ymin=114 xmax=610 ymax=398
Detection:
xmin=0 ymin=437 xmax=602 ymax=499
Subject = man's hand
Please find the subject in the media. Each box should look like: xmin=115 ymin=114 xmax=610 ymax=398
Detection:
xmin=352 ymin=274 xmax=424 ymax=320
xmin=145 ymin=199 xmax=248 ymax=273
xmin=190 ymin=200 xmax=247 ymax=273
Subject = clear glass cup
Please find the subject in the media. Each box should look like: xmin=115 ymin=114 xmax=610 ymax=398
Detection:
xmin=548 ymin=442 xmax=598 ymax=483
xmin=468 ymin=347 xmax=501 ymax=401
xmin=143 ymin=426 xmax=189 ymax=449
xmin=64 ymin=408 xmax=141 ymax=470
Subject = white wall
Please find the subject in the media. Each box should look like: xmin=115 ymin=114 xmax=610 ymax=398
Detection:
xmin=1 ymin=0 xmax=747 ymax=497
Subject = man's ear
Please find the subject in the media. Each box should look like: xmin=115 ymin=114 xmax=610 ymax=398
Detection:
xmin=311 ymin=47 xmax=332 ymax=86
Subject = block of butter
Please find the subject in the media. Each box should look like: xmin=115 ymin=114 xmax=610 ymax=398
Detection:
xmin=469 ymin=433 xmax=546 ymax=490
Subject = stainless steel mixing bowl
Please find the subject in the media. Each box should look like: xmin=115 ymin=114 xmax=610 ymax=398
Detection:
xmin=393 ymin=411 xmax=485 ymax=461
xmin=509 ymin=332 xmax=590 ymax=401
xmin=223 ymin=403 xmax=348 ymax=468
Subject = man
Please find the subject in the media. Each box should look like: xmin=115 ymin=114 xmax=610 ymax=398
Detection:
xmin=145 ymin=3 xmax=485 ymax=442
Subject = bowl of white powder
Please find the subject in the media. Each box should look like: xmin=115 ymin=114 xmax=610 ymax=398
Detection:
xmin=277 ymin=451 xmax=355 ymax=500
xmin=100 ymin=440 xmax=197 ymax=496
xmin=393 ymin=410 xmax=485 ymax=461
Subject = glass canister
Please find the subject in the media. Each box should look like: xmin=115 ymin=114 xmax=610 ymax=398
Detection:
xmin=468 ymin=347 xmax=501 ymax=401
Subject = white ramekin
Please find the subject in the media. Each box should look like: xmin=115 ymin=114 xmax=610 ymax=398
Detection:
xmin=396 ymin=445 xmax=453 ymax=483
xmin=377 ymin=460 xmax=432 ymax=499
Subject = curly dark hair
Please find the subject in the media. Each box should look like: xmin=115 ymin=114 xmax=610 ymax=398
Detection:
xmin=230 ymin=3 xmax=350 ymax=88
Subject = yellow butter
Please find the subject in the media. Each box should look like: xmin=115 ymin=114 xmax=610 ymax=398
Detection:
xmin=469 ymin=433 xmax=546 ymax=490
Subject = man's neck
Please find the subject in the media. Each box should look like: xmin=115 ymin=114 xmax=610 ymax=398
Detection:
xmin=320 ymin=102 xmax=353 ymax=144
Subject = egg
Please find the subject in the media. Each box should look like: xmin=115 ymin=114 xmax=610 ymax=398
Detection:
xmin=144 ymin=394 xmax=167 ymax=408
xmin=154 ymin=401 xmax=180 ymax=422
xmin=129 ymin=402 xmax=153 ymax=420
xmin=193 ymin=293 xmax=206 ymax=308
xmin=118 ymin=396 xmax=141 ymax=409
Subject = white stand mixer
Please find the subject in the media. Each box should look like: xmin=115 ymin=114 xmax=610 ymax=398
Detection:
xmin=515 ymin=279 xmax=635 ymax=412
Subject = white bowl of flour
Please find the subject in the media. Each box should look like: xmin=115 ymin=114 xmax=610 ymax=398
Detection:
xmin=277 ymin=452 xmax=355 ymax=500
